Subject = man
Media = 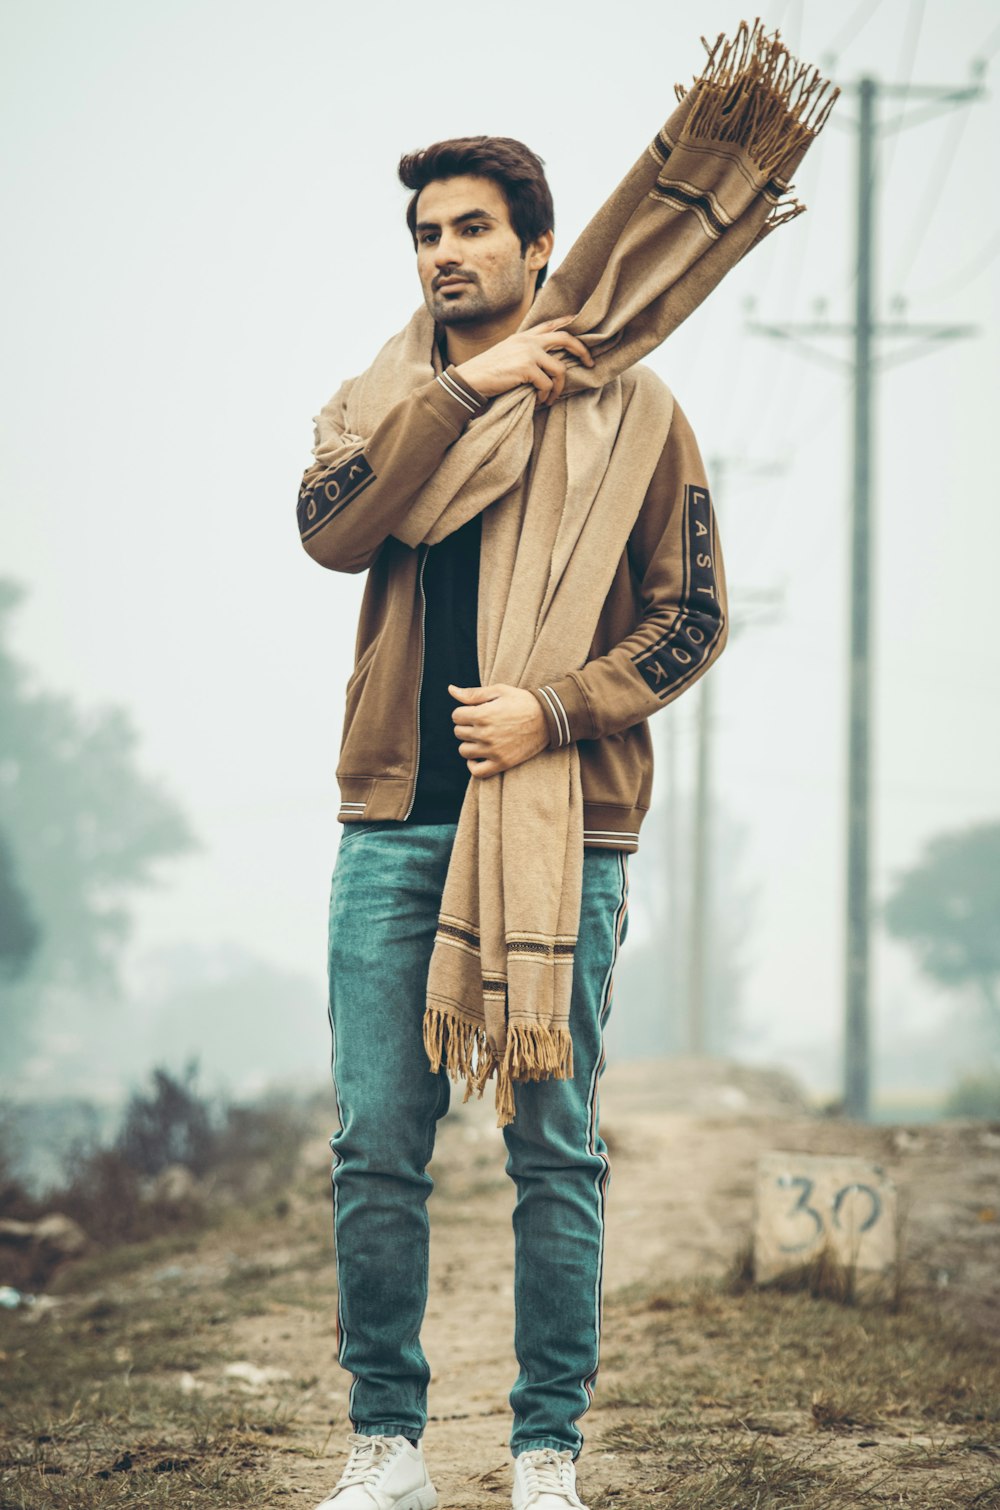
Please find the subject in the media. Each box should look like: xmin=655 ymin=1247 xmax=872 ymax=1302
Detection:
xmin=296 ymin=135 xmax=726 ymax=1510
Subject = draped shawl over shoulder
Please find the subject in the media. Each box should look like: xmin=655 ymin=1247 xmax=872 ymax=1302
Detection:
xmin=315 ymin=21 xmax=837 ymax=1122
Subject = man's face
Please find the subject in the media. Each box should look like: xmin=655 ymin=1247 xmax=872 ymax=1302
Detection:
xmin=414 ymin=174 xmax=542 ymax=328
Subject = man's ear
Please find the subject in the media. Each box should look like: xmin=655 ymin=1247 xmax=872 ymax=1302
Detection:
xmin=528 ymin=229 xmax=555 ymax=272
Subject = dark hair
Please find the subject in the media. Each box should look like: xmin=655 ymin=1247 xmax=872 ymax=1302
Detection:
xmin=398 ymin=135 xmax=554 ymax=290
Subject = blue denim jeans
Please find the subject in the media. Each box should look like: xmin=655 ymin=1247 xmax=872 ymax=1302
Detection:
xmin=326 ymin=820 xmax=630 ymax=1459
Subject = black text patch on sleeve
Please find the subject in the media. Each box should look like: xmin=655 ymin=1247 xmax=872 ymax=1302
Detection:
xmin=298 ymin=452 xmax=375 ymax=540
xmin=632 ymin=483 xmax=725 ymax=699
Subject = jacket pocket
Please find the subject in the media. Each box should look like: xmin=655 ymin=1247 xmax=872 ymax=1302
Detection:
xmin=344 ymin=633 xmax=380 ymax=698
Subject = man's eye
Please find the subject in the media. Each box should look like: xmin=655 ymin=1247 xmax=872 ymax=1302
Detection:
xmin=464 ymin=225 xmax=486 ymax=235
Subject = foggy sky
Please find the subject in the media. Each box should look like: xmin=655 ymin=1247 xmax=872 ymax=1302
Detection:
xmin=2 ymin=0 xmax=998 ymax=1100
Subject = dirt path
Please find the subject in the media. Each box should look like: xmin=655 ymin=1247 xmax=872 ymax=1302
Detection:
xmin=150 ymin=1059 xmax=1000 ymax=1507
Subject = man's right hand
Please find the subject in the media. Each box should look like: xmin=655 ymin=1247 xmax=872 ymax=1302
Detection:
xmin=454 ymin=318 xmax=594 ymax=409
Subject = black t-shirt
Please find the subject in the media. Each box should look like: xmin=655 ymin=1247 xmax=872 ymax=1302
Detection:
xmin=405 ymin=511 xmax=481 ymax=824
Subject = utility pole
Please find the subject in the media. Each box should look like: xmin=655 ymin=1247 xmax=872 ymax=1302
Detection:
xmin=687 ymin=668 xmax=711 ymax=1054
xmin=749 ymin=67 xmax=983 ymax=1120
xmin=686 ymin=456 xmax=782 ymax=1056
xmin=845 ymin=74 xmax=876 ymax=1126
xmin=662 ymin=710 xmax=680 ymax=1049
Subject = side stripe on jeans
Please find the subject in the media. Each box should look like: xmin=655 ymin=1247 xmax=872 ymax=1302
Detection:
xmin=581 ymin=852 xmax=630 ymax=1413
xmin=327 ymin=897 xmax=359 ymax=1425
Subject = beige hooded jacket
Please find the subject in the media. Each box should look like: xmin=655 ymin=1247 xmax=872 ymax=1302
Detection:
xmin=297 ymin=359 xmax=727 ymax=853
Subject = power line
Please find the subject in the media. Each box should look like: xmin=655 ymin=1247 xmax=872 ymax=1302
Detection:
xmin=733 ymin=370 xmax=849 ymax=584
xmin=768 ymin=0 xmax=796 ymax=34
xmin=892 ymin=102 xmax=972 ymax=291
xmin=706 ymin=1 xmax=899 ymax=463
xmin=906 ymin=228 xmax=1000 ymax=303
xmin=975 ymin=19 xmax=1000 ymax=64
xmin=734 ymin=120 xmax=832 ymax=447
xmin=685 ymin=456 xmax=783 ymax=1056
xmin=879 ymin=0 xmax=926 ymax=188
xmin=747 ymin=67 xmax=985 ymax=1123
xmin=714 ymin=6 xmax=859 ymax=453
xmin=785 ymin=0 xmax=804 ymax=54
xmin=824 ymin=0 xmax=885 ymax=61
xmin=836 ymin=10 xmax=926 ymax=309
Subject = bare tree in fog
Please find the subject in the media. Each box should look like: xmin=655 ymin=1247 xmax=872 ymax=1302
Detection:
xmin=0 ymin=828 xmax=40 ymax=981
xmin=0 ymin=579 xmax=197 ymax=1075
xmin=608 ymin=802 xmax=755 ymax=1060
xmin=885 ymin=821 xmax=1000 ymax=1056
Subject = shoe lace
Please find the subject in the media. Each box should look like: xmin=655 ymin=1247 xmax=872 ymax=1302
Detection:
xmin=521 ymin=1448 xmax=576 ymax=1503
xmin=334 ymin=1432 xmax=401 ymax=1490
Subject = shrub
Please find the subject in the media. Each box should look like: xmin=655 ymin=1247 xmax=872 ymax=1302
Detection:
xmin=49 ymin=1146 xmax=149 ymax=1246
xmin=116 ymin=1060 xmax=218 ymax=1177
xmin=0 ymin=1066 xmax=314 ymax=1272
xmin=943 ymin=1069 xmax=1000 ymax=1118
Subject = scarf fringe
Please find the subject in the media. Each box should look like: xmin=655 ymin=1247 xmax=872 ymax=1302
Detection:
xmin=423 ymin=1006 xmax=490 ymax=1083
xmin=677 ymin=17 xmax=839 ymax=184
xmin=764 ymin=198 xmax=807 ymax=232
xmin=503 ymin=1021 xmax=575 ymax=1083
xmin=494 ymin=1022 xmax=575 ymax=1128
xmin=424 ymin=1006 xmax=574 ymax=1129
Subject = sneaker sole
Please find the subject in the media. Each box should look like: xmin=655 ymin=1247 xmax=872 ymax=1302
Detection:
xmin=395 ymin=1490 xmax=437 ymax=1510
xmin=316 ymin=1481 xmax=436 ymax=1510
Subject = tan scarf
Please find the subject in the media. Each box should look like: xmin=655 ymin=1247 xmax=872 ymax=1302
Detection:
xmin=335 ymin=21 xmax=836 ymax=1123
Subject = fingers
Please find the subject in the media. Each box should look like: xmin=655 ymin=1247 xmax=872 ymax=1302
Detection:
xmin=528 ymin=350 xmax=567 ymax=404
xmin=528 ymin=364 xmax=553 ymax=406
xmin=467 ymin=757 xmax=503 ymax=778
xmin=448 ymin=683 xmax=497 ymax=705
xmin=536 ymin=319 xmax=594 ymax=368
xmin=535 ymin=352 xmax=566 ymax=407
xmin=526 ymin=331 xmax=594 ymax=408
xmin=543 ymin=331 xmax=594 ymax=368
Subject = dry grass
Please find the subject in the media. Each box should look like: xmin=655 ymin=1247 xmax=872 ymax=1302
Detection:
xmin=0 ymin=1192 xmax=330 ymax=1508
xmin=2 ymin=1101 xmax=999 ymax=1508
xmin=588 ymin=1269 xmax=1000 ymax=1508
xmin=1 ymin=1281 xmax=259 ymax=1505
xmin=7 ymin=1220 xmax=987 ymax=1508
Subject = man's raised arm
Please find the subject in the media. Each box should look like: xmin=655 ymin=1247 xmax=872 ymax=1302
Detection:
xmin=296 ymin=367 xmax=487 ymax=574
xmin=530 ymin=401 xmax=729 ymax=746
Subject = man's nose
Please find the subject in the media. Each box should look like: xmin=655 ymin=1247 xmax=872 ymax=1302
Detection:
xmin=433 ymin=238 xmax=462 ymax=269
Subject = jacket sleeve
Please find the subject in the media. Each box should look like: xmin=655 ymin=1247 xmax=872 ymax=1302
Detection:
xmin=296 ymin=367 xmax=488 ymax=573
xmin=531 ymin=400 xmax=728 ymax=745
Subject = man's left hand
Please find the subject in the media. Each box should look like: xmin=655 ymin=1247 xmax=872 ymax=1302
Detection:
xmin=449 ymin=683 xmax=550 ymax=777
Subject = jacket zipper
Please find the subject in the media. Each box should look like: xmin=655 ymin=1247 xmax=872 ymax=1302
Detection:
xmin=402 ymin=544 xmax=429 ymax=820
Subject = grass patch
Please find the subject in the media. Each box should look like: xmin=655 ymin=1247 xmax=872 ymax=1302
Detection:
xmin=0 ymin=1291 xmax=287 ymax=1509
xmin=588 ymin=1431 xmax=1000 ymax=1509
xmin=0 ymin=1183 xmax=342 ymax=1510
xmin=723 ymin=1228 xmax=908 ymax=1312
xmin=4 ymin=1092 xmax=999 ymax=1510
xmin=599 ymin=1414 xmax=697 ymax=1452
xmin=0 ymin=1413 xmax=265 ymax=1509
xmin=49 ymin=1231 xmax=206 ymax=1294
xmin=597 ymin=1267 xmax=1000 ymax=1505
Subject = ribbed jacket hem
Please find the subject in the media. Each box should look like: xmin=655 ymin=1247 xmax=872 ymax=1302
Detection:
xmin=336 ymin=777 xmax=644 ymax=852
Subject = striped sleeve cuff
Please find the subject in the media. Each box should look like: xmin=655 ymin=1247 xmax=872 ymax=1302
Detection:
xmin=535 ymin=685 xmax=571 ymax=747
xmin=532 ymin=676 xmax=592 ymax=748
xmin=434 ymin=365 xmax=488 ymax=419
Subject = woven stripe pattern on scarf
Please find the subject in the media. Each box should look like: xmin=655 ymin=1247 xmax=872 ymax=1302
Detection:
xmin=322 ymin=21 xmax=837 ymax=1124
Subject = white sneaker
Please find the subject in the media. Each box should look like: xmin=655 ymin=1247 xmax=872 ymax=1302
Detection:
xmin=314 ymin=1433 xmax=437 ymax=1509
xmin=511 ymin=1448 xmax=588 ymax=1509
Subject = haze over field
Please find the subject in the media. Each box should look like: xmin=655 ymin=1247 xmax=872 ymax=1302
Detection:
xmin=1 ymin=0 xmax=998 ymax=1108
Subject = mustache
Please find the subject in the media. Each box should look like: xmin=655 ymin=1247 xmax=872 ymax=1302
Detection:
xmin=433 ymin=273 xmax=478 ymax=291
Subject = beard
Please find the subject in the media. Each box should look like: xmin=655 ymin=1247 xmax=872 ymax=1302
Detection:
xmin=426 ymin=258 xmax=528 ymax=327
